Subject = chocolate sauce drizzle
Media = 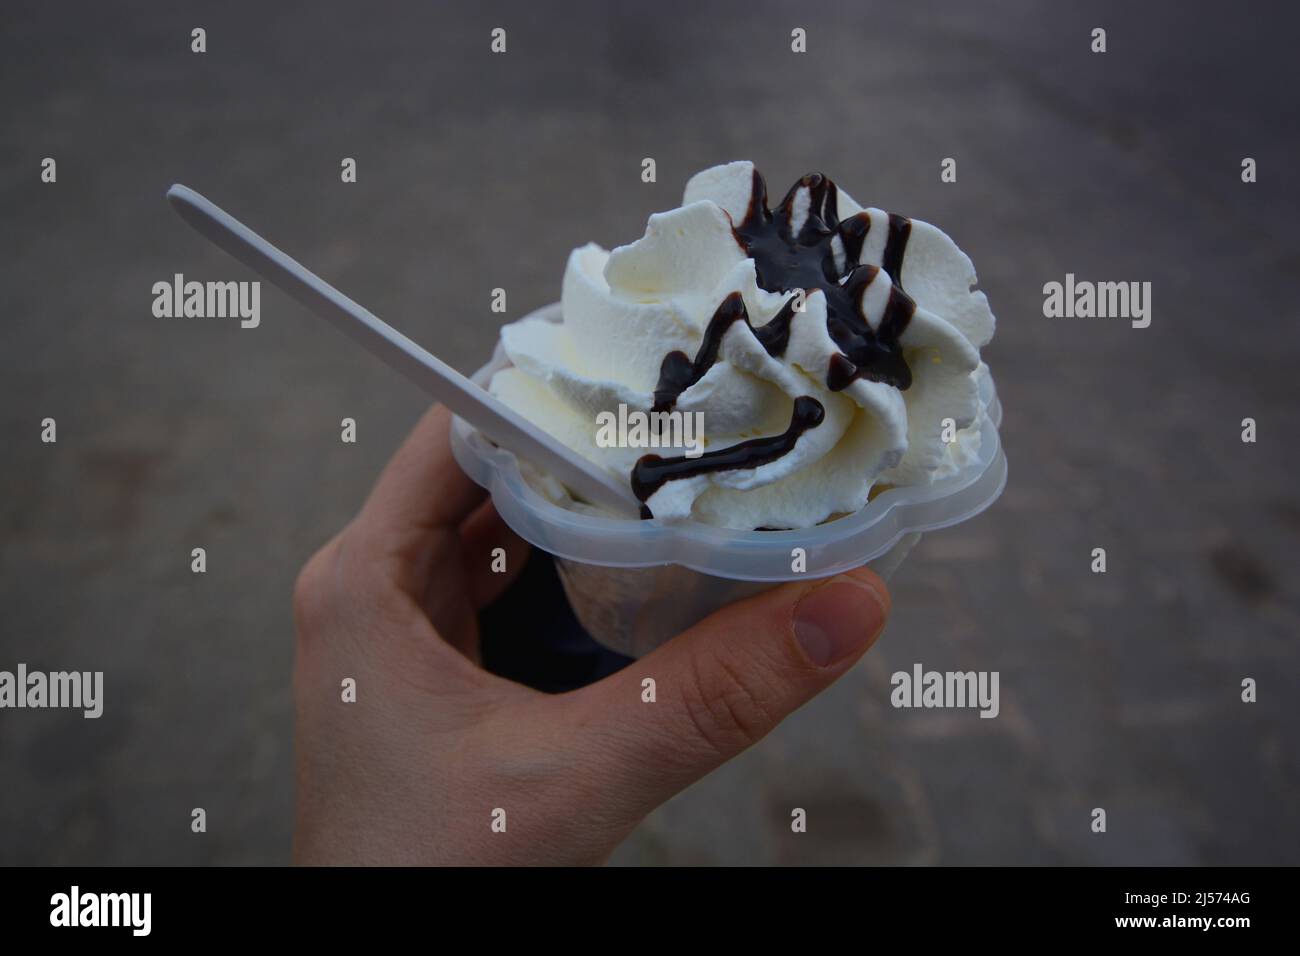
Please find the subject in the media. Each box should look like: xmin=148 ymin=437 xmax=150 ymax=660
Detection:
xmin=652 ymin=291 xmax=798 ymax=412
xmin=733 ymin=169 xmax=916 ymax=392
xmin=631 ymin=396 xmax=826 ymax=506
xmin=634 ymin=168 xmax=916 ymax=518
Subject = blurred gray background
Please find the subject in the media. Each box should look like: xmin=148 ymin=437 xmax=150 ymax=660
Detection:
xmin=2 ymin=0 xmax=1298 ymax=865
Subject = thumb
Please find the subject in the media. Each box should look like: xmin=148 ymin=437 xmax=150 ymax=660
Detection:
xmin=567 ymin=567 xmax=890 ymax=818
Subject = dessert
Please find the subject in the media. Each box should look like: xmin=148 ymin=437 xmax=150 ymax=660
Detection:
xmin=489 ymin=161 xmax=996 ymax=530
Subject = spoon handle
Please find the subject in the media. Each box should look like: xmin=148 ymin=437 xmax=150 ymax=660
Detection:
xmin=166 ymin=184 xmax=638 ymax=516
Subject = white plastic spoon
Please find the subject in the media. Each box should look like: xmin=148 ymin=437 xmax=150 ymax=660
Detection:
xmin=166 ymin=184 xmax=638 ymax=516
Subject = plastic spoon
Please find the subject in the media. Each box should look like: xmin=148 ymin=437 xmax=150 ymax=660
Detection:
xmin=166 ymin=184 xmax=638 ymax=516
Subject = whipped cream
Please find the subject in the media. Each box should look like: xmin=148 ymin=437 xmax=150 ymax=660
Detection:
xmin=489 ymin=161 xmax=996 ymax=530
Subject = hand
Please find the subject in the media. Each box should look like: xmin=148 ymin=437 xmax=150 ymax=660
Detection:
xmin=291 ymin=405 xmax=891 ymax=865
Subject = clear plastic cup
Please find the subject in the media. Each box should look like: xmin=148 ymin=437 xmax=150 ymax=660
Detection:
xmin=451 ymin=302 xmax=1007 ymax=658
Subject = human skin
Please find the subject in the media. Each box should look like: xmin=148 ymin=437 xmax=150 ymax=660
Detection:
xmin=291 ymin=405 xmax=891 ymax=865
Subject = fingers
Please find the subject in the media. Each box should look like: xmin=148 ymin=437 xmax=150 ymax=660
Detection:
xmin=293 ymin=402 xmax=506 ymax=688
xmin=293 ymin=528 xmax=517 ymax=711
xmin=352 ymin=405 xmax=486 ymax=573
xmin=560 ymin=567 xmax=890 ymax=819
xmin=458 ymin=499 xmax=531 ymax=609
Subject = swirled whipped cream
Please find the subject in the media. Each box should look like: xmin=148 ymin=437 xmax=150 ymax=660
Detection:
xmin=489 ymin=161 xmax=996 ymax=529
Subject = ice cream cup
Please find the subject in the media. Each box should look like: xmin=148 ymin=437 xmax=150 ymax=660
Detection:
xmin=452 ymin=302 xmax=1007 ymax=658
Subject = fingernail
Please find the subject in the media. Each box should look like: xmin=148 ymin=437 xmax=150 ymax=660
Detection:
xmin=793 ymin=575 xmax=888 ymax=667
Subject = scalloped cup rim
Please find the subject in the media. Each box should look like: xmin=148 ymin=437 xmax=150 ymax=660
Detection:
xmin=452 ymin=302 xmax=1007 ymax=582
